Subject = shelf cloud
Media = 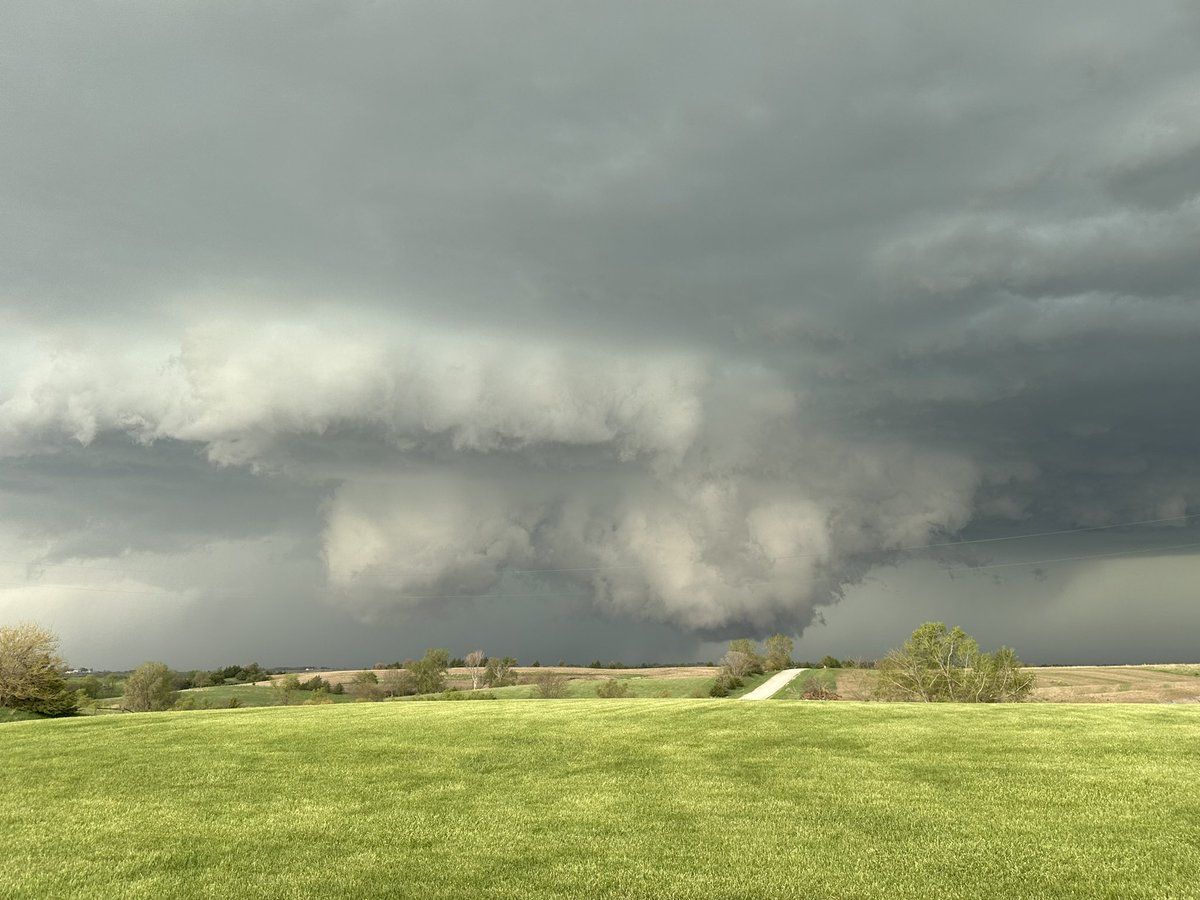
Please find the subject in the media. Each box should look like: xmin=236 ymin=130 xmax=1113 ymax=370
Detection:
xmin=3 ymin=2 xmax=1199 ymax=666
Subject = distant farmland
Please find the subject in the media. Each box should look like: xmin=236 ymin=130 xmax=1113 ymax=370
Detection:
xmin=773 ymin=664 xmax=1200 ymax=703
xmin=2 ymin=701 xmax=1197 ymax=899
xmin=76 ymin=663 xmax=1200 ymax=711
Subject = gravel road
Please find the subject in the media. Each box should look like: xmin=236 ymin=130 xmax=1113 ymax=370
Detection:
xmin=739 ymin=668 xmax=806 ymax=700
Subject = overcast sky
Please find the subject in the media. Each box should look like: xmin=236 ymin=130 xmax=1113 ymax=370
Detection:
xmin=3 ymin=2 xmax=1200 ymax=669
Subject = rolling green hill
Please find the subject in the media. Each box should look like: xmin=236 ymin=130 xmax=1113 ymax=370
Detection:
xmin=2 ymin=701 xmax=1197 ymax=899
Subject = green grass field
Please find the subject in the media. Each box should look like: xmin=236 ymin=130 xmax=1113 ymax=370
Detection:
xmin=2 ymin=701 xmax=1197 ymax=899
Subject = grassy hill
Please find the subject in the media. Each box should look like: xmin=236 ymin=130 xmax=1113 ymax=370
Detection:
xmin=2 ymin=701 xmax=1198 ymax=899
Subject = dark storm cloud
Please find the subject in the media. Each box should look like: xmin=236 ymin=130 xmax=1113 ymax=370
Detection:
xmin=3 ymin=2 xmax=1200 ymax=665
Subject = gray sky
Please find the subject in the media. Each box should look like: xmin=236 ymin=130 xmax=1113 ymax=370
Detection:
xmin=3 ymin=2 xmax=1200 ymax=669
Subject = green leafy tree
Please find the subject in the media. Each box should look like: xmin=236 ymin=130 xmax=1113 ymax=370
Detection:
xmin=124 ymin=662 xmax=178 ymax=712
xmin=820 ymin=655 xmax=842 ymax=669
xmin=408 ymin=648 xmax=449 ymax=695
xmin=74 ymin=674 xmax=103 ymax=699
xmin=0 ymin=623 xmax=77 ymax=716
xmin=876 ymin=622 xmax=1033 ymax=702
xmin=764 ymin=634 xmax=794 ymax=671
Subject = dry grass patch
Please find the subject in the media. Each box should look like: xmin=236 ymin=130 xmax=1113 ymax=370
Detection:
xmin=1031 ymin=665 xmax=1200 ymax=703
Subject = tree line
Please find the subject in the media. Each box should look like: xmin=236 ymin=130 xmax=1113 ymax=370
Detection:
xmin=1 ymin=620 xmax=1034 ymax=717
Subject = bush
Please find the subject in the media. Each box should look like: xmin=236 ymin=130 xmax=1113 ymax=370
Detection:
xmin=875 ymin=622 xmax=1034 ymax=702
xmin=380 ymin=668 xmax=418 ymax=697
xmin=820 ymin=655 xmax=842 ymax=669
xmin=415 ymin=691 xmax=498 ymax=701
xmin=274 ymin=673 xmax=302 ymax=705
xmin=22 ymin=686 xmax=78 ymax=717
xmin=803 ymin=686 xmax=841 ymax=700
xmin=595 ymin=678 xmax=631 ymax=698
xmin=798 ymin=676 xmax=841 ymax=700
xmin=709 ymin=671 xmax=744 ymax=697
xmin=532 ymin=672 xmax=569 ymax=699
xmin=348 ymin=681 xmax=384 ymax=702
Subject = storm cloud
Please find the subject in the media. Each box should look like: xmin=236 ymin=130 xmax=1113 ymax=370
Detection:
xmin=3 ymin=2 xmax=1199 ymax=667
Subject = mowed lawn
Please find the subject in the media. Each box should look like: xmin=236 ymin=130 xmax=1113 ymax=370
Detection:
xmin=2 ymin=702 xmax=1198 ymax=899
